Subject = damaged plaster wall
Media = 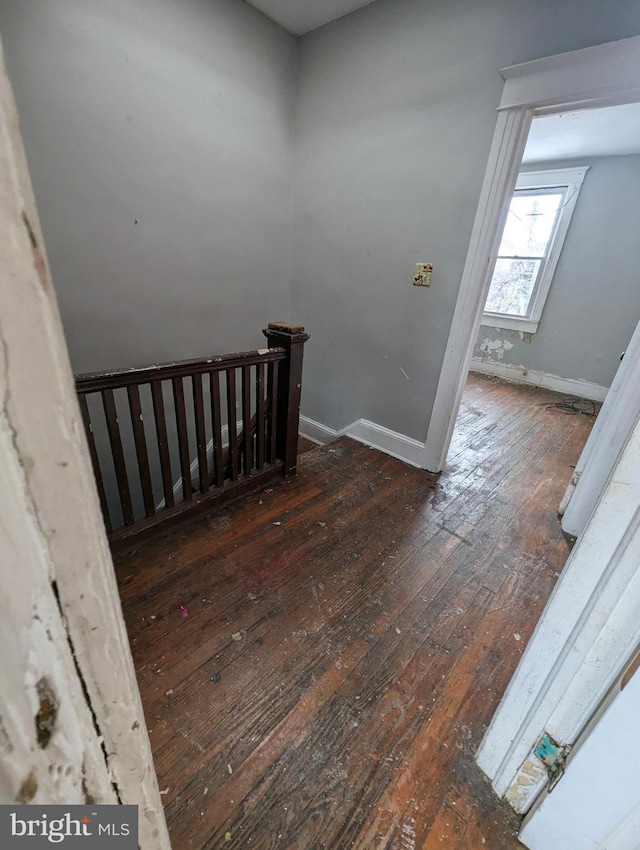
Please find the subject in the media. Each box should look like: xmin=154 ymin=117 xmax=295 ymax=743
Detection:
xmin=0 ymin=0 xmax=296 ymax=372
xmin=0 ymin=343 xmax=116 ymax=809
xmin=0 ymin=31 xmax=169 ymax=843
xmin=474 ymin=155 xmax=640 ymax=390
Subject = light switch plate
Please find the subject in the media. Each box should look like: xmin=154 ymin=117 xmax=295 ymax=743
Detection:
xmin=414 ymin=263 xmax=432 ymax=286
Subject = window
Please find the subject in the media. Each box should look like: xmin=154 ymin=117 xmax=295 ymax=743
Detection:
xmin=483 ymin=167 xmax=588 ymax=333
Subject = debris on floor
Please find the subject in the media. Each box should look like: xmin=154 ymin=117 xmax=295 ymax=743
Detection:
xmin=179 ymin=604 xmax=189 ymax=618
xmin=119 ymin=382 xmax=584 ymax=850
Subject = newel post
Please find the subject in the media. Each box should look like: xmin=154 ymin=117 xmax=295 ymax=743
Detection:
xmin=263 ymin=322 xmax=310 ymax=477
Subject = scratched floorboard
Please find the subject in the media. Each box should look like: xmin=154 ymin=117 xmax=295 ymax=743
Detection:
xmin=116 ymin=373 xmax=597 ymax=850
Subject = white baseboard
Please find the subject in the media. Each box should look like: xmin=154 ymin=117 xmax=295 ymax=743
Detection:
xmin=470 ymin=358 xmax=609 ymax=402
xmin=299 ymin=416 xmax=340 ymax=445
xmin=157 ymin=420 xmax=240 ymax=509
xmin=162 ymin=413 xmax=429 ymax=510
xmin=346 ymin=419 xmax=426 ymax=468
xmin=299 ymin=415 xmax=426 ymax=469
xmin=172 ymin=438 xmax=217 ymax=501
xmin=163 ymin=363 xmax=598 ymax=496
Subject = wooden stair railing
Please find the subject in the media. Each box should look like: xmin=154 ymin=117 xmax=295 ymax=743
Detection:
xmin=75 ymin=323 xmax=309 ymax=551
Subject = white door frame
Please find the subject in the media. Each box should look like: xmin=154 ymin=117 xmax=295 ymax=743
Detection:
xmin=422 ymin=34 xmax=640 ymax=473
xmin=560 ymin=316 xmax=640 ymax=537
xmin=446 ymin=35 xmax=640 ymax=815
xmin=519 ymin=661 xmax=640 ymax=850
xmin=477 ymin=406 xmax=640 ymax=813
xmin=0 ymin=36 xmax=170 ymax=847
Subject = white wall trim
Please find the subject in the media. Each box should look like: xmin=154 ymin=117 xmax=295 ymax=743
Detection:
xmin=478 ymin=411 xmax=640 ymax=815
xmin=434 ymin=35 xmax=640 ymax=821
xmin=299 ymin=415 xmax=340 ymax=445
xmin=515 ymin=166 xmax=589 ymax=188
xmin=347 ymin=419 xmax=426 ymax=468
xmin=480 ymin=314 xmax=540 ymax=334
xmin=158 ymin=419 xmax=242 ymax=508
xmin=425 ymin=35 xmax=640 ymax=476
xmin=0 ymin=42 xmax=169 ymax=844
xmin=423 ymin=106 xmax=531 ymax=472
xmin=500 ymin=35 xmax=640 ymax=112
xmin=561 ymin=317 xmax=640 ymax=537
xmin=518 ymin=668 xmax=640 ymax=847
xmin=166 ymin=414 xmax=427 ymax=506
xmin=482 ymin=167 xmax=588 ymax=334
xmin=470 ymin=358 xmax=609 ymax=402
xmin=299 ymin=415 xmax=425 ymax=468
xmin=170 ymin=421 xmax=239 ymax=503
xmin=584 ymin=800 xmax=640 ymax=850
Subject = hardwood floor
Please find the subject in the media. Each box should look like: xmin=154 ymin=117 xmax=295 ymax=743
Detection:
xmin=116 ymin=373 xmax=597 ymax=849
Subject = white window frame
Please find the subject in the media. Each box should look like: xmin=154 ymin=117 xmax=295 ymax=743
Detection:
xmin=482 ymin=166 xmax=588 ymax=333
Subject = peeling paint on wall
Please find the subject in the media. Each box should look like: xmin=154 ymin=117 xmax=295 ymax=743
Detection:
xmin=505 ymin=756 xmax=548 ymax=813
xmin=480 ymin=337 xmax=515 ymax=361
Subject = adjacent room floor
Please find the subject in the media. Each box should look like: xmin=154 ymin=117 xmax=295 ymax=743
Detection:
xmin=115 ymin=373 xmax=597 ymax=849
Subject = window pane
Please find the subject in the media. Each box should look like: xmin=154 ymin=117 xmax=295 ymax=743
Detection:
xmin=485 ymin=258 xmax=541 ymax=317
xmin=498 ymin=192 xmax=564 ymax=257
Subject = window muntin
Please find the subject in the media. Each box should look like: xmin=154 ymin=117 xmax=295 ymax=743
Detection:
xmin=482 ymin=167 xmax=588 ymax=334
xmin=485 ymin=189 xmax=564 ymax=318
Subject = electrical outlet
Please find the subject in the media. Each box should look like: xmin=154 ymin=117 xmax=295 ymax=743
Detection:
xmin=414 ymin=263 xmax=432 ymax=287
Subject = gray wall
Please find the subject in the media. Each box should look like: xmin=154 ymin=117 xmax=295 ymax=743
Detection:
xmin=0 ymin=0 xmax=296 ymax=373
xmin=474 ymin=156 xmax=640 ymax=388
xmin=4 ymin=0 xmax=640 ymax=445
xmin=291 ymin=0 xmax=640 ymax=441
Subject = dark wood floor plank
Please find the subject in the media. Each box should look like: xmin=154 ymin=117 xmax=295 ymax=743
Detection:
xmin=116 ymin=373 xmax=597 ymax=850
xmin=125 ymin=455 xmax=426 ymax=679
xmin=149 ymin=469 xmax=439 ymax=784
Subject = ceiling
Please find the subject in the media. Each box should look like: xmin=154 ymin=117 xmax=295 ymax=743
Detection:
xmin=245 ymin=0 xmax=377 ymax=35
xmin=523 ymin=102 xmax=640 ymax=163
xmin=242 ymin=5 xmax=640 ymax=159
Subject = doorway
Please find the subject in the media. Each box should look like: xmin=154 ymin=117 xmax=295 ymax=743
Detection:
xmin=447 ymin=97 xmax=640 ymax=549
xmin=432 ymin=34 xmax=640 ymax=829
xmin=469 ymin=103 xmax=639 ymax=412
xmin=423 ymin=35 xmax=640 ymax=475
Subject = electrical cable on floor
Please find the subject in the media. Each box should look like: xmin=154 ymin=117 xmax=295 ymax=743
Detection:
xmin=543 ymin=398 xmax=597 ymax=416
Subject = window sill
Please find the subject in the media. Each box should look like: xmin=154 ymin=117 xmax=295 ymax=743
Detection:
xmin=481 ymin=314 xmax=539 ymax=334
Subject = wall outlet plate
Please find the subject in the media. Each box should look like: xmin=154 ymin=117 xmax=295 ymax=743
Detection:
xmin=414 ymin=263 xmax=432 ymax=286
